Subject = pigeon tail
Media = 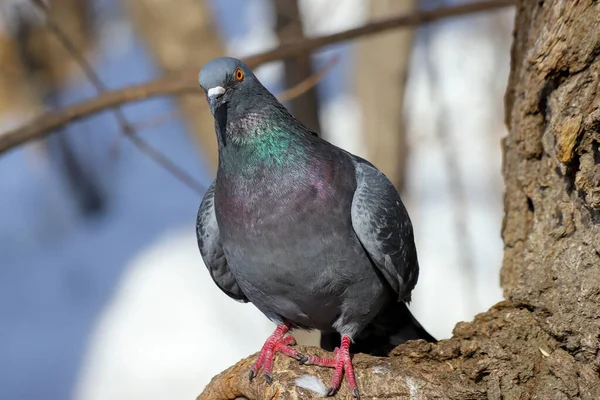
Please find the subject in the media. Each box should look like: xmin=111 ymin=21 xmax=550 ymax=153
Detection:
xmin=321 ymin=302 xmax=436 ymax=357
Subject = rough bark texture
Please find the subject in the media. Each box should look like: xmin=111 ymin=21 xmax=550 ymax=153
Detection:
xmin=199 ymin=1 xmax=600 ymax=398
xmin=501 ymin=1 xmax=600 ymax=357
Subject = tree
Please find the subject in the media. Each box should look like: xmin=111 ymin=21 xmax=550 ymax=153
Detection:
xmin=355 ymin=0 xmax=416 ymax=192
xmin=125 ymin=0 xmax=224 ymax=170
xmin=198 ymin=1 xmax=600 ymax=398
xmin=274 ymin=0 xmax=322 ymax=134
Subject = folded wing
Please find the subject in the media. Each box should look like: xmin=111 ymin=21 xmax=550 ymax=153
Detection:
xmin=196 ymin=181 xmax=248 ymax=302
xmin=350 ymin=157 xmax=419 ymax=302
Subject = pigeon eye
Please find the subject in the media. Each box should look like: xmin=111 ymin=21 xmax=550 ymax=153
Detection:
xmin=235 ymin=68 xmax=244 ymax=82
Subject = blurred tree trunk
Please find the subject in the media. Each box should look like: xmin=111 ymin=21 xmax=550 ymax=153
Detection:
xmin=125 ymin=0 xmax=223 ymax=171
xmin=1 ymin=0 xmax=105 ymax=215
xmin=0 ymin=0 xmax=91 ymax=119
xmin=198 ymin=1 xmax=600 ymax=398
xmin=274 ymin=0 xmax=321 ymax=133
xmin=24 ymin=0 xmax=91 ymax=89
xmin=355 ymin=0 xmax=416 ymax=192
xmin=0 ymin=33 xmax=34 ymax=119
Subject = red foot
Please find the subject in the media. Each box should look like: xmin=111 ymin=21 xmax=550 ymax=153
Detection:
xmin=302 ymin=336 xmax=360 ymax=399
xmin=249 ymin=323 xmax=304 ymax=384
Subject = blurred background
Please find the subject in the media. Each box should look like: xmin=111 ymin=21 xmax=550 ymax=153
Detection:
xmin=0 ymin=0 xmax=513 ymax=399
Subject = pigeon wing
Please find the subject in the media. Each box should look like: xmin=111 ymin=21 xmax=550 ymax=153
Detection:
xmin=350 ymin=157 xmax=419 ymax=302
xmin=196 ymin=181 xmax=248 ymax=302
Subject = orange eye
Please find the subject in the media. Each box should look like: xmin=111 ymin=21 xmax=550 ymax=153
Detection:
xmin=235 ymin=68 xmax=244 ymax=81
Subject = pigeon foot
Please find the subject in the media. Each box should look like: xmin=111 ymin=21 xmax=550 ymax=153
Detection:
xmin=249 ymin=323 xmax=304 ymax=384
xmin=302 ymin=335 xmax=359 ymax=399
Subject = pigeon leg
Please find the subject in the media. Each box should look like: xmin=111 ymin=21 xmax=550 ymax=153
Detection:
xmin=249 ymin=323 xmax=304 ymax=384
xmin=302 ymin=335 xmax=359 ymax=399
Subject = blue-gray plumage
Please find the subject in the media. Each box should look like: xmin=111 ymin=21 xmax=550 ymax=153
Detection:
xmin=196 ymin=57 xmax=434 ymax=399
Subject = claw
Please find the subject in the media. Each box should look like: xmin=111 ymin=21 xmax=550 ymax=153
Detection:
xmin=284 ymin=336 xmax=297 ymax=346
xmin=297 ymin=353 xmax=309 ymax=364
xmin=264 ymin=374 xmax=273 ymax=385
xmin=248 ymin=323 xmax=300 ymax=387
xmin=300 ymin=335 xmax=360 ymax=398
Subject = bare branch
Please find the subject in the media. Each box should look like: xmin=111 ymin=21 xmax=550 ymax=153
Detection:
xmin=31 ymin=0 xmax=207 ymax=195
xmin=0 ymin=0 xmax=515 ymax=155
xmin=197 ymin=304 xmax=555 ymax=399
xmin=277 ymin=55 xmax=339 ymax=103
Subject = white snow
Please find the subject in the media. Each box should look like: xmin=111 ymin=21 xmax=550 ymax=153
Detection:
xmin=73 ymin=228 xmax=274 ymax=400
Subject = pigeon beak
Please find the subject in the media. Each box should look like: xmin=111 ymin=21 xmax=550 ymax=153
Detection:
xmin=207 ymin=86 xmax=226 ymax=114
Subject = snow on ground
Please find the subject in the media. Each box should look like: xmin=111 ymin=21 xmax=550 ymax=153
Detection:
xmin=73 ymin=228 xmax=274 ymax=399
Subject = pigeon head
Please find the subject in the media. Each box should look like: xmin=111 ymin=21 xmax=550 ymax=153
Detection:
xmin=198 ymin=57 xmax=267 ymax=116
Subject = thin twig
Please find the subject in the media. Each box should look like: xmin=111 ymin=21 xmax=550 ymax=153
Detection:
xmin=1 ymin=0 xmax=515 ymax=154
xmin=31 ymin=0 xmax=207 ymax=194
xmin=277 ymin=54 xmax=338 ymax=103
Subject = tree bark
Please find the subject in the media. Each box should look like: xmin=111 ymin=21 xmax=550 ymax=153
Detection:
xmin=198 ymin=1 xmax=600 ymax=397
xmin=501 ymin=0 xmax=600 ymax=370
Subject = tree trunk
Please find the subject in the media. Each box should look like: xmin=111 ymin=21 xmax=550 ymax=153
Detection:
xmin=355 ymin=0 xmax=416 ymax=192
xmin=125 ymin=0 xmax=223 ymax=170
xmin=0 ymin=33 xmax=35 ymax=119
xmin=501 ymin=0 xmax=600 ymax=377
xmin=198 ymin=1 xmax=600 ymax=398
xmin=0 ymin=0 xmax=91 ymax=119
xmin=274 ymin=0 xmax=321 ymax=134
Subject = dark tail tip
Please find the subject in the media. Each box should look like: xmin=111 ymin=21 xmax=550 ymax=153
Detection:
xmin=321 ymin=302 xmax=436 ymax=356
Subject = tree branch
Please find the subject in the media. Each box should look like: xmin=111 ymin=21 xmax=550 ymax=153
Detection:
xmin=0 ymin=0 xmax=515 ymax=155
xmin=197 ymin=303 xmax=565 ymax=400
xmin=277 ymin=55 xmax=338 ymax=104
xmin=31 ymin=0 xmax=207 ymax=195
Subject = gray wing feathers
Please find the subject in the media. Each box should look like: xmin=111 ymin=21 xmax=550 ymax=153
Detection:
xmin=196 ymin=181 xmax=248 ymax=302
xmin=350 ymin=160 xmax=418 ymax=301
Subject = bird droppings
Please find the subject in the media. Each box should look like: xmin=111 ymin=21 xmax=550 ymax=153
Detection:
xmin=404 ymin=376 xmax=424 ymax=400
xmin=295 ymin=375 xmax=328 ymax=397
xmin=371 ymin=364 xmax=391 ymax=374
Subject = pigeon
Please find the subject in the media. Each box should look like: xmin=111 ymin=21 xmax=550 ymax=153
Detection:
xmin=196 ymin=57 xmax=435 ymax=399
